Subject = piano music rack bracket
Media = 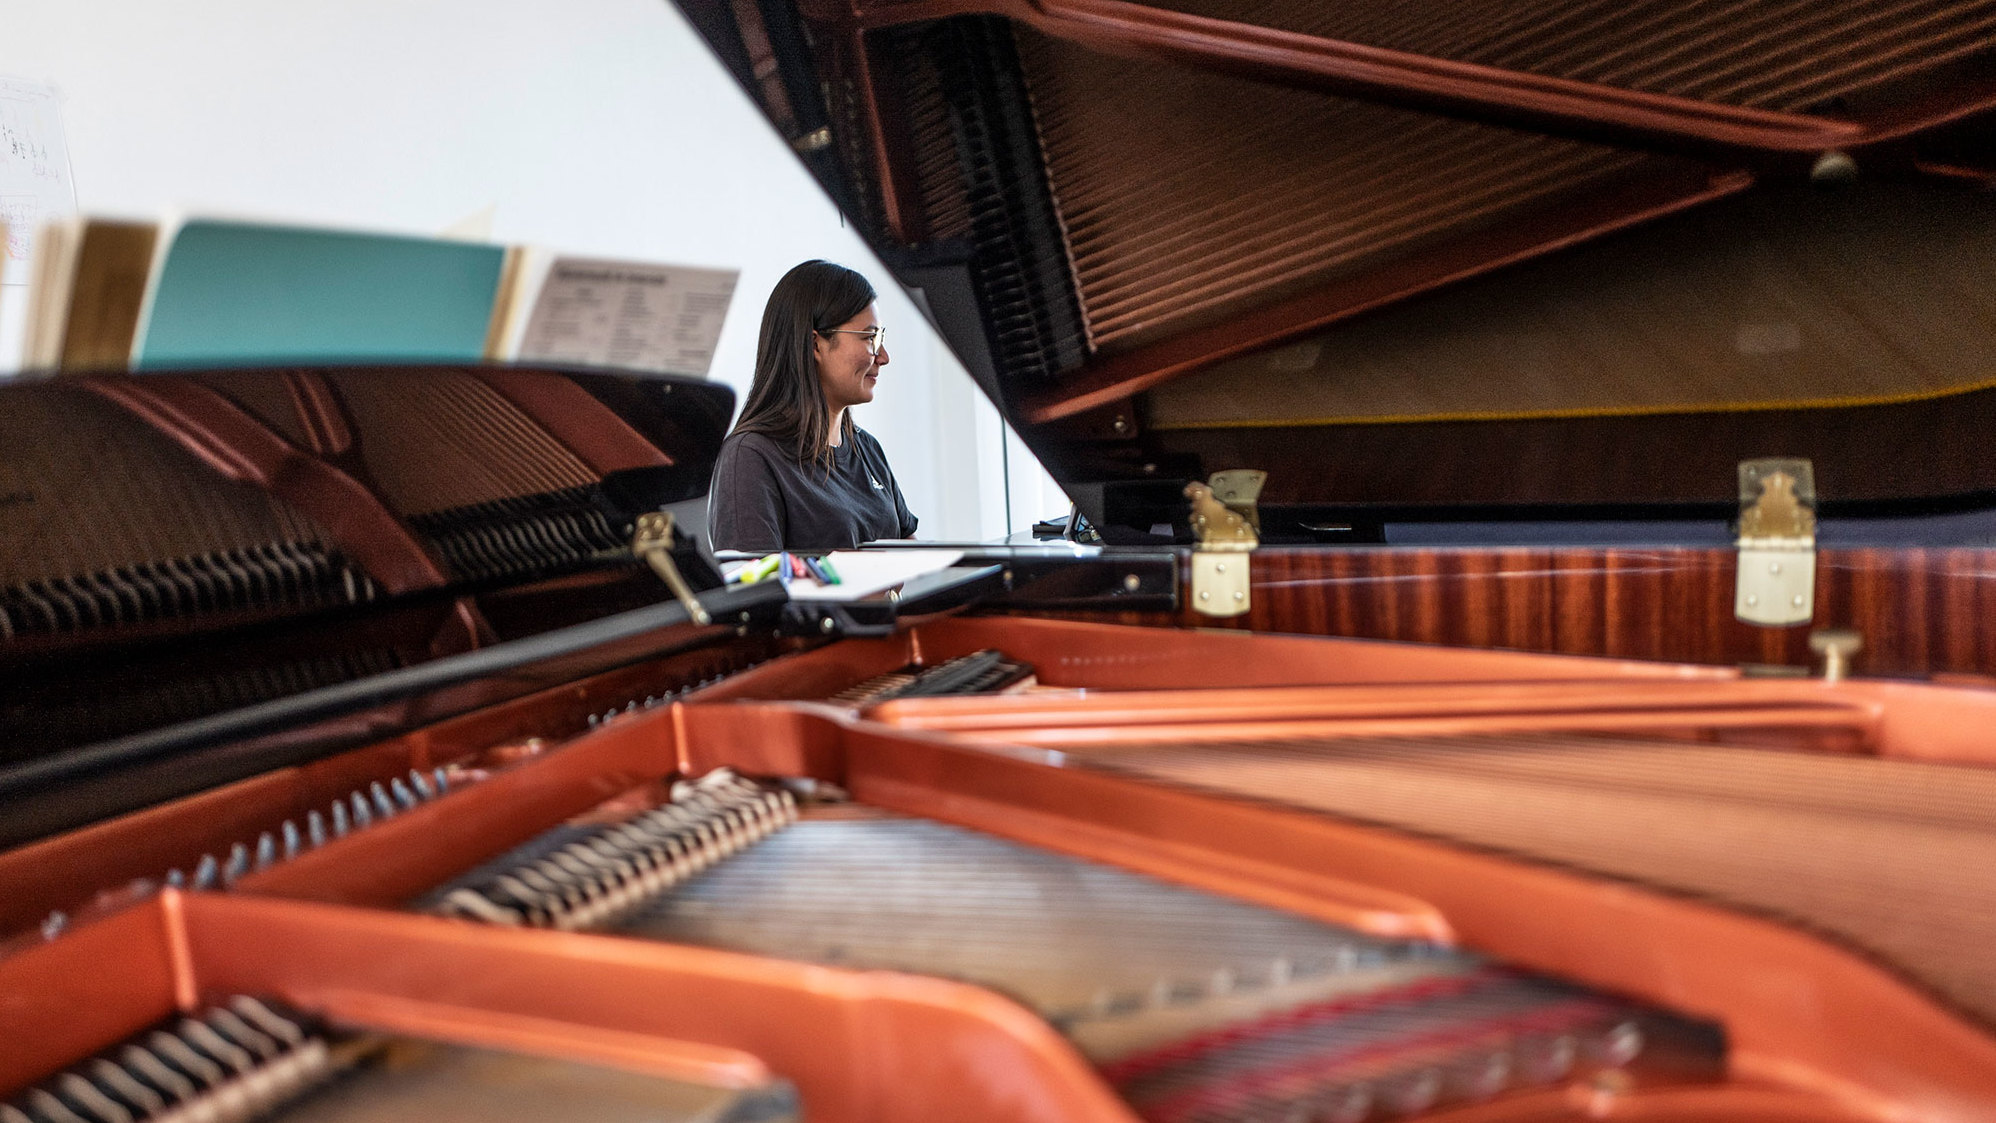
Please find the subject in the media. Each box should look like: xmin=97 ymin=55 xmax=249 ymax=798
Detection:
xmin=1734 ymin=458 xmax=1816 ymax=628
xmin=1186 ymin=473 xmax=1262 ymax=619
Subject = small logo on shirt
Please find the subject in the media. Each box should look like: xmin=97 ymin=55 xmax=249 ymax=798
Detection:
xmin=868 ymin=474 xmax=884 ymax=489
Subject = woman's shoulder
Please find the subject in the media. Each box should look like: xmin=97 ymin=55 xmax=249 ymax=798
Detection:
xmin=847 ymin=426 xmax=891 ymax=457
xmin=719 ymin=429 xmax=792 ymax=465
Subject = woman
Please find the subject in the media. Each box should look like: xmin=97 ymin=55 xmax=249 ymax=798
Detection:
xmin=708 ymin=260 xmax=919 ymax=552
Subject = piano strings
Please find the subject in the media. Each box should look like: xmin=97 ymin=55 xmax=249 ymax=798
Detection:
xmin=418 ymin=767 xmax=1720 ymax=1123
xmin=0 ymin=995 xmax=800 ymax=1123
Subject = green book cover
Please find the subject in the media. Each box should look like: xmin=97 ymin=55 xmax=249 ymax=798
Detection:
xmin=134 ymin=219 xmax=506 ymax=368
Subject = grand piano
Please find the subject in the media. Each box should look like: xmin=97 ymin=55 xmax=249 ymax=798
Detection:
xmin=7 ymin=2 xmax=1996 ymax=1121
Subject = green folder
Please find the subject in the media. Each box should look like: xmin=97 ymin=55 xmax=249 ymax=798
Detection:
xmin=134 ymin=219 xmax=506 ymax=368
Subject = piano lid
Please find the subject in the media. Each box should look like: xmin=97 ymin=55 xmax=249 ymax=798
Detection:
xmin=0 ymin=365 xmax=738 ymax=759
xmin=674 ymin=0 xmax=1996 ymax=537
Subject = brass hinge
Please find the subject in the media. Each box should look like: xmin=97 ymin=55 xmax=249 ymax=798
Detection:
xmin=1734 ymin=458 xmax=1815 ymax=627
xmin=632 ymin=511 xmax=712 ymax=626
xmin=1186 ymin=476 xmax=1259 ymax=618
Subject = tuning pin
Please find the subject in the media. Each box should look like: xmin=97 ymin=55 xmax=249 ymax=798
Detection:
xmin=254 ymin=832 xmax=277 ymax=869
xmin=177 ymin=1019 xmax=252 ymax=1074
xmin=281 ymin=820 xmax=302 ymax=859
xmin=119 ymin=1044 xmax=197 ymax=1102
xmin=390 ymin=778 xmax=417 ymax=809
xmin=307 ymin=810 xmax=327 ymax=847
xmin=89 ymin=1058 xmax=165 ymax=1115
xmin=349 ymin=792 xmax=372 ymax=829
xmin=193 ymin=854 xmax=219 ymax=889
xmin=370 ymin=782 xmax=395 ymax=819
xmin=39 ymin=911 xmax=66 ymax=940
xmin=230 ymin=997 xmax=307 ymax=1045
xmin=165 ymin=868 xmax=185 ymax=889
xmin=147 ymin=1031 xmax=223 ymax=1087
xmin=25 ymin=1089 xmax=87 ymax=1123
xmin=330 ymin=802 xmax=350 ymax=838
xmin=433 ymin=767 xmax=450 ymax=794
xmin=408 ymin=770 xmax=435 ymax=800
xmin=206 ymin=1008 xmax=279 ymax=1060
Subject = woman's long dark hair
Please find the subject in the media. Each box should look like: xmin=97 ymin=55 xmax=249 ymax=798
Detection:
xmin=732 ymin=260 xmax=876 ymax=467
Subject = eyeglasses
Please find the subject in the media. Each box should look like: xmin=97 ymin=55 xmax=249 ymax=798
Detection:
xmin=820 ymin=326 xmax=887 ymax=355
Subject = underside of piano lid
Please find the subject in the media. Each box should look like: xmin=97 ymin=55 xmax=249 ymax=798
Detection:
xmin=673 ymin=0 xmax=1996 ymax=540
xmin=0 ymin=366 xmax=798 ymax=842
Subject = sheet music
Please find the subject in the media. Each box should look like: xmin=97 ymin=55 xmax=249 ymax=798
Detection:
xmin=515 ymin=256 xmax=736 ymax=376
xmin=0 ymin=78 xmax=75 ymax=286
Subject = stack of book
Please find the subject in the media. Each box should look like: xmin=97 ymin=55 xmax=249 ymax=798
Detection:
xmin=17 ymin=215 xmax=738 ymax=375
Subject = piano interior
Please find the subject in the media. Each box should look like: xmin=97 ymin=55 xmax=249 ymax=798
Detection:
xmin=8 ymin=615 xmax=1996 ymax=1122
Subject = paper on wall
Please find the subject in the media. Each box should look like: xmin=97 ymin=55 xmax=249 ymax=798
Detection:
xmin=0 ymin=78 xmax=75 ymax=286
xmin=515 ymin=256 xmax=736 ymax=376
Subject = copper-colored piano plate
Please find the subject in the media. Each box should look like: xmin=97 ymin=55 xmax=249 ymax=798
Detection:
xmin=184 ymin=894 xmax=1140 ymax=1123
xmin=868 ymin=679 xmax=1872 ymax=732
xmin=915 ymin=615 xmax=1734 ymax=688
xmin=820 ymin=721 xmax=1996 ymax=1119
xmin=0 ymin=892 xmax=1143 ymax=1123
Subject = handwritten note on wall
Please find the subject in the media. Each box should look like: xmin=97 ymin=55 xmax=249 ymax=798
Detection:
xmin=0 ymin=78 xmax=76 ymax=286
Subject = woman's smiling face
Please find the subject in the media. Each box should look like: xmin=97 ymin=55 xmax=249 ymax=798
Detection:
xmin=814 ymin=305 xmax=888 ymax=413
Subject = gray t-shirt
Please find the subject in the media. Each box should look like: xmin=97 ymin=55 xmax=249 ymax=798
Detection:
xmin=707 ymin=428 xmax=918 ymax=552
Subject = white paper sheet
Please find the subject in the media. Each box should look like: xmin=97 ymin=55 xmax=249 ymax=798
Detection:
xmin=0 ymin=78 xmax=76 ymax=286
xmin=514 ymin=256 xmax=736 ymax=375
xmin=784 ymin=549 xmax=965 ymax=600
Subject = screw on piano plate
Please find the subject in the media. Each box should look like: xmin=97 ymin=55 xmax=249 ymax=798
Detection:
xmin=820 ymin=615 xmax=836 ymax=633
xmin=1123 ymin=574 xmax=1142 ymax=592
xmin=1593 ymin=1021 xmax=1645 ymax=1067
xmin=1809 ymin=628 xmax=1862 ymax=683
xmin=1810 ymin=150 xmax=1858 ymax=185
xmin=1519 ymin=1033 xmax=1578 ymax=1083
xmin=1384 ymin=1068 xmax=1442 ymax=1115
xmin=223 ymin=844 xmax=249 ymax=884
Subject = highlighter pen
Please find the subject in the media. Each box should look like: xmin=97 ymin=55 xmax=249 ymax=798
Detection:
xmin=808 ymin=555 xmax=842 ymax=585
xmin=736 ymin=553 xmax=783 ymax=584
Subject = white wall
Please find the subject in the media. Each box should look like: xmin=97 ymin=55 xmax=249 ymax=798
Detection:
xmin=0 ymin=0 xmax=1066 ymax=541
